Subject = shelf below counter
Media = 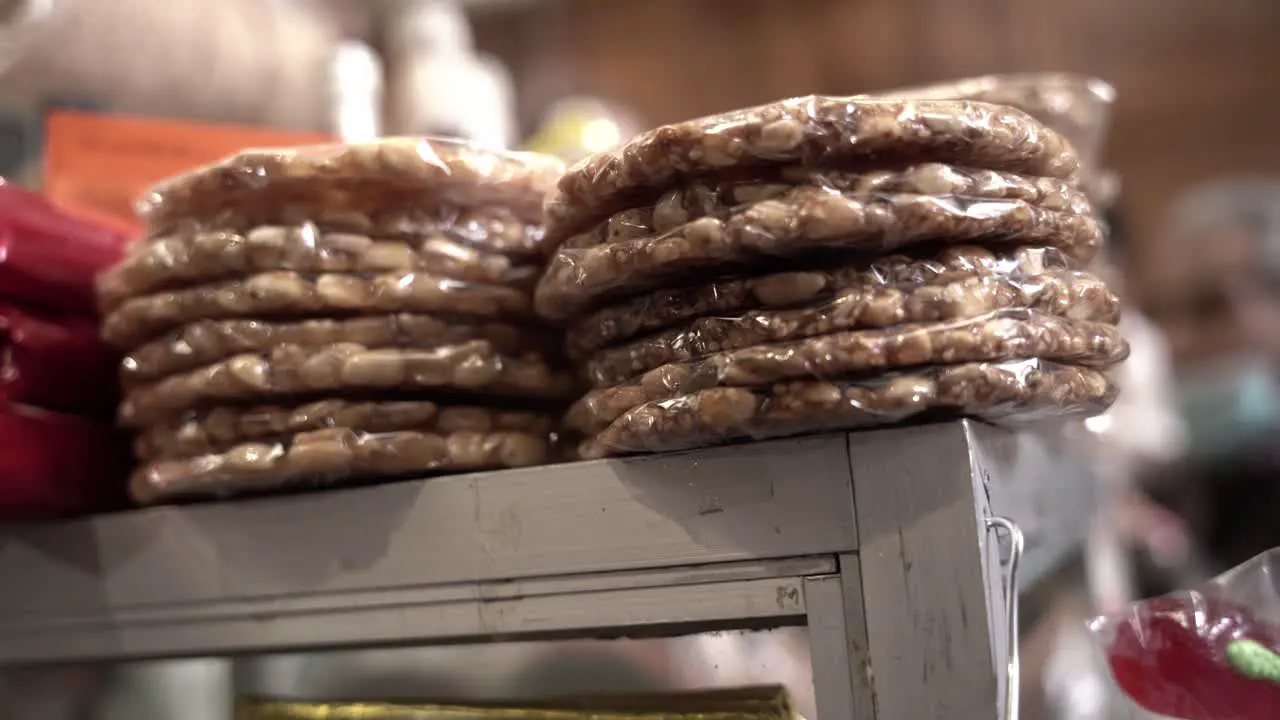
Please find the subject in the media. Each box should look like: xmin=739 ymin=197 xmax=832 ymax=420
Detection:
xmin=0 ymin=419 xmax=1097 ymax=698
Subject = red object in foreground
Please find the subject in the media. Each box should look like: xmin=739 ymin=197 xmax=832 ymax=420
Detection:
xmin=1104 ymin=591 xmax=1280 ymax=719
xmin=0 ymin=180 xmax=127 ymax=314
xmin=0 ymin=405 xmax=129 ymax=520
xmin=0 ymin=304 xmax=119 ymax=415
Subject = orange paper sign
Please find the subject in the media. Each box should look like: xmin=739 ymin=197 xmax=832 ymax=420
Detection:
xmin=44 ymin=111 xmax=330 ymax=235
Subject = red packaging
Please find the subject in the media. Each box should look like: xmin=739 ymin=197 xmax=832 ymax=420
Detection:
xmin=0 ymin=180 xmax=127 ymax=314
xmin=1090 ymin=549 xmax=1280 ymax=719
xmin=0 ymin=304 xmax=119 ymax=415
xmin=0 ymin=405 xmax=129 ymax=520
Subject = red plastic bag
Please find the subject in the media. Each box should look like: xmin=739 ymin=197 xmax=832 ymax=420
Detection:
xmin=0 ymin=180 xmax=127 ymax=314
xmin=1090 ymin=549 xmax=1280 ymax=719
xmin=0 ymin=405 xmax=128 ymax=520
xmin=0 ymin=304 xmax=119 ymax=415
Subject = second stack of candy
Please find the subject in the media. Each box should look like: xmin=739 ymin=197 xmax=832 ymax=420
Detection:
xmin=534 ymin=97 xmax=1130 ymax=458
xmin=98 ymin=139 xmax=571 ymax=504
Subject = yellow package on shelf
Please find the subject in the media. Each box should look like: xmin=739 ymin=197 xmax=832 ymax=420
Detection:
xmin=237 ymin=686 xmax=797 ymax=720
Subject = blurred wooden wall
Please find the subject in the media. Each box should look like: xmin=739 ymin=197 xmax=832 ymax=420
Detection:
xmin=474 ymin=0 xmax=1280 ymax=307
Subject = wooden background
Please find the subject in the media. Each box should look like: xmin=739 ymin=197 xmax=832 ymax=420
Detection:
xmin=471 ymin=0 xmax=1280 ymax=309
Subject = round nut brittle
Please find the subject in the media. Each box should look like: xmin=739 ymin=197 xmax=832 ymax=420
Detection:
xmin=547 ymin=97 xmax=1080 ymax=242
xmin=131 ymin=428 xmax=551 ymax=505
xmin=564 ymin=245 xmax=1074 ymax=358
xmin=578 ymin=360 xmax=1116 ymax=458
xmin=140 ymin=139 xmax=565 ymax=232
xmin=119 ymin=340 xmax=575 ymax=428
xmin=535 ymin=190 xmax=1104 ymax=322
xmin=560 ymin=164 xmax=1093 ymax=252
xmin=135 ymin=399 xmax=552 ymax=461
xmin=583 ymin=270 xmax=1120 ymax=387
xmin=99 ymin=224 xmax=543 ymax=311
xmin=122 ymin=314 xmax=555 ymax=386
xmin=565 ymin=313 xmax=1128 ymax=436
xmin=102 ymin=270 xmax=534 ymax=348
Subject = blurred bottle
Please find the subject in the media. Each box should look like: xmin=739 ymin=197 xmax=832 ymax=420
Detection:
xmin=330 ymin=40 xmax=383 ymax=141
xmin=385 ymin=0 xmax=515 ymax=148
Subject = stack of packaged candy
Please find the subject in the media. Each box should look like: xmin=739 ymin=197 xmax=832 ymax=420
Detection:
xmin=95 ymin=140 xmax=571 ymax=505
xmin=0 ymin=180 xmax=130 ymax=519
xmin=532 ymin=97 xmax=1128 ymax=459
xmin=1091 ymin=548 xmax=1280 ymax=719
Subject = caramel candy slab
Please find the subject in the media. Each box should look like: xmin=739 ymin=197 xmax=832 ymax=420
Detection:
xmin=135 ymin=399 xmax=551 ymax=461
xmin=584 ymin=270 xmax=1120 ymax=387
xmin=131 ymin=428 xmax=550 ymax=505
xmin=119 ymin=340 xmax=575 ymax=427
xmin=103 ymin=270 xmax=534 ymax=348
xmin=546 ymin=97 xmax=1080 ymax=242
xmin=565 ymin=313 xmax=1127 ymax=435
xmin=535 ymin=190 xmax=1104 ymax=322
xmin=579 ymin=360 xmax=1115 ymax=458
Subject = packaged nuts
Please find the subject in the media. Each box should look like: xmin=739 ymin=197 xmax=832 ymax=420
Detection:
xmin=131 ymin=428 xmax=551 ymax=505
xmin=564 ymin=245 xmax=1074 ymax=358
xmin=140 ymin=139 xmax=566 ymax=235
xmin=134 ymin=399 xmax=552 ymax=461
xmin=121 ymin=314 xmax=554 ymax=386
xmin=98 ymin=138 xmax=572 ymax=504
xmin=535 ymin=190 xmax=1104 ymax=321
xmin=119 ymin=340 xmax=575 ymax=428
xmin=546 ymin=97 xmax=1081 ymax=243
xmin=583 ymin=271 xmax=1120 ymax=387
xmin=102 ymin=270 xmax=535 ymax=348
xmin=579 ymin=360 xmax=1116 ymax=458
xmin=99 ymin=224 xmax=543 ymax=310
xmin=565 ymin=313 xmax=1128 ymax=436
xmin=561 ymin=163 xmax=1093 ymax=252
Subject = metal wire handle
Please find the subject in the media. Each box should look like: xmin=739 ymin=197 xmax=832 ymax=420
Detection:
xmin=986 ymin=515 xmax=1024 ymax=720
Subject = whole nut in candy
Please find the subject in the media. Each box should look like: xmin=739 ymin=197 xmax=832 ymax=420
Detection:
xmin=340 ymin=348 xmax=409 ymax=387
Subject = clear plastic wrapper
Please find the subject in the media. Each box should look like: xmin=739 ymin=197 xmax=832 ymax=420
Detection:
xmin=0 ymin=303 xmax=119 ymax=415
xmin=564 ymin=313 xmax=1127 ymax=435
xmin=0 ymin=405 xmax=129 ymax=520
xmin=118 ymin=340 xmax=574 ymax=428
xmin=135 ymin=399 xmax=553 ymax=461
xmin=566 ymin=245 xmax=1073 ymax=358
xmin=0 ymin=180 xmax=128 ymax=314
xmin=534 ymin=189 xmax=1104 ymax=322
xmin=97 ymin=223 xmax=544 ymax=311
xmin=120 ymin=314 xmax=553 ymax=386
xmin=870 ymin=74 xmax=1115 ymax=188
xmin=577 ymin=359 xmax=1114 ymax=459
xmin=137 ymin=138 xmax=566 ymax=236
xmin=101 ymin=270 xmax=536 ymax=349
xmin=158 ymin=204 xmax=550 ymax=259
xmin=583 ymin=269 xmax=1120 ymax=387
xmin=560 ymin=163 xmax=1092 ymax=252
xmin=130 ymin=428 xmax=551 ymax=505
xmin=1089 ymin=548 xmax=1280 ymax=720
xmin=545 ymin=97 xmax=1080 ymax=244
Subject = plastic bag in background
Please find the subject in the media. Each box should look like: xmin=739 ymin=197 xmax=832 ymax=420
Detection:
xmin=0 ymin=180 xmax=127 ymax=314
xmin=1089 ymin=548 xmax=1280 ymax=719
xmin=0 ymin=405 xmax=129 ymax=519
xmin=0 ymin=304 xmax=119 ymax=415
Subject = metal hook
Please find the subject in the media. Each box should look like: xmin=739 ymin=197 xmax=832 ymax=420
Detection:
xmin=986 ymin=515 xmax=1024 ymax=720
